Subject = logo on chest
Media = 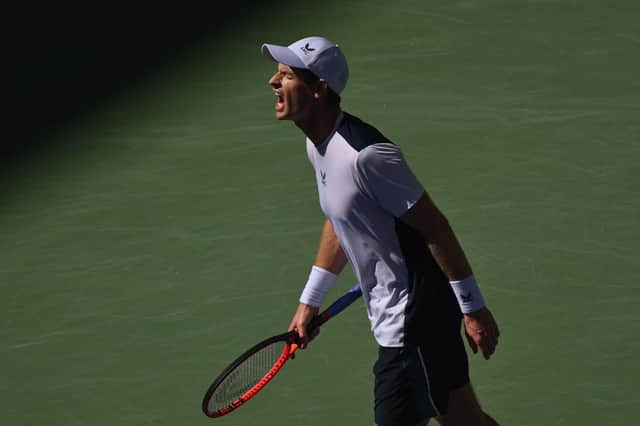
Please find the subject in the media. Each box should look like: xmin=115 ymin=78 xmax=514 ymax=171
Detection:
xmin=320 ymin=170 xmax=327 ymax=186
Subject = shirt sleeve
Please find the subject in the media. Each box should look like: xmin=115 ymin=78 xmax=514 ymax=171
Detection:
xmin=354 ymin=143 xmax=425 ymax=217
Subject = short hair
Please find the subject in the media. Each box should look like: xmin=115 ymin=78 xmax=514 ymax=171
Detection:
xmin=292 ymin=67 xmax=341 ymax=106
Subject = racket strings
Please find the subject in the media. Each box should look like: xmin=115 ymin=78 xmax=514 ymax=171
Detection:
xmin=209 ymin=341 xmax=288 ymax=411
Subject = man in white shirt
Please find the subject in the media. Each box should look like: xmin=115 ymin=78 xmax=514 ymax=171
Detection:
xmin=262 ymin=36 xmax=500 ymax=426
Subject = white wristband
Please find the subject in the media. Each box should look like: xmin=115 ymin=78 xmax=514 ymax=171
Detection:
xmin=299 ymin=266 xmax=338 ymax=307
xmin=450 ymin=275 xmax=485 ymax=314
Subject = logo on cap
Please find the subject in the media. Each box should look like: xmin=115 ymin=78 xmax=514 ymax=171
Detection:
xmin=300 ymin=43 xmax=316 ymax=55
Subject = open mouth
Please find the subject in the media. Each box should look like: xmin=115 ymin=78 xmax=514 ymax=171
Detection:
xmin=274 ymin=91 xmax=284 ymax=112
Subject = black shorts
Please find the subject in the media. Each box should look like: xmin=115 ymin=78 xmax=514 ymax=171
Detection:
xmin=373 ymin=329 xmax=470 ymax=426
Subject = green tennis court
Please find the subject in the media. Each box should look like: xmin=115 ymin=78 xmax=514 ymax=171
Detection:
xmin=2 ymin=1 xmax=639 ymax=424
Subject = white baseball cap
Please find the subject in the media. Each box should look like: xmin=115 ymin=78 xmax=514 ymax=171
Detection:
xmin=261 ymin=36 xmax=349 ymax=95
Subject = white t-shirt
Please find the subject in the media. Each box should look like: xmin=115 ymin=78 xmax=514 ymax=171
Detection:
xmin=306 ymin=112 xmax=453 ymax=347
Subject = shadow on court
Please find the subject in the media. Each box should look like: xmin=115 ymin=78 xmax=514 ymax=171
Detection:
xmin=4 ymin=3 xmax=269 ymax=172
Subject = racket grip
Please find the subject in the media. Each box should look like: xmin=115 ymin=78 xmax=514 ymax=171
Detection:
xmin=309 ymin=283 xmax=362 ymax=329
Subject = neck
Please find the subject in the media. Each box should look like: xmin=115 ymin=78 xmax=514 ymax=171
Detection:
xmin=294 ymin=106 xmax=341 ymax=146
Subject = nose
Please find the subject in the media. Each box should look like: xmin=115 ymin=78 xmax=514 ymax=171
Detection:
xmin=268 ymin=72 xmax=281 ymax=88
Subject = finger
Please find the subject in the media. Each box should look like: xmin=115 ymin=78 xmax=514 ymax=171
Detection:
xmin=475 ymin=337 xmax=489 ymax=360
xmin=481 ymin=347 xmax=490 ymax=360
xmin=477 ymin=338 xmax=490 ymax=359
xmin=465 ymin=331 xmax=478 ymax=353
xmin=480 ymin=336 xmax=497 ymax=360
xmin=488 ymin=325 xmax=499 ymax=345
xmin=296 ymin=326 xmax=309 ymax=349
xmin=469 ymin=329 xmax=488 ymax=358
xmin=309 ymin=326 xmax=320 ymax=341
xmin=484 ymin=320 xmax=497 ymax=339
xmin=486 ymin=325 xmax=496 ymax=341
xmin=483 ymin=345 xmax=494 ymax=360
xmin=486 ymin=312 xmax=500 ymax=338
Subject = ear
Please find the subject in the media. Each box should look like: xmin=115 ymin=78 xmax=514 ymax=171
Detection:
xmin=314 ymin=79 xmax=329 ymax=99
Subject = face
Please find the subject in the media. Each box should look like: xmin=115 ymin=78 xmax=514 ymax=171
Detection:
xmin=268 ymin=64 xmax=315 ymax=121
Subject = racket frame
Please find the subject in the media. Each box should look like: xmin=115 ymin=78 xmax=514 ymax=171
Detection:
xmin=202 ymin=283 xmax=362 ymax=418
xmin=202 ymin=331 xmax=298 ymax=417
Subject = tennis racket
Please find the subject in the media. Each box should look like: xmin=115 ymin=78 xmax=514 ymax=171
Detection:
xmin=202 ymin=283 xmax=363 ymax=418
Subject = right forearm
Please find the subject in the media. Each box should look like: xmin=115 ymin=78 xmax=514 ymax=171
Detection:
xmin=293 ymin=220 xmax=351 ymax=347
xmin=314 ymin=219 xmax=348 ymax=274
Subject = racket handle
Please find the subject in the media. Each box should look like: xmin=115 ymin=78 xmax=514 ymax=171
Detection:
xmin=309 ymin=283 xmax=362 ymax=329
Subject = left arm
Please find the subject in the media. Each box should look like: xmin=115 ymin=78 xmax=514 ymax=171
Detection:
xmin=400 ymin=192 xmax=500 ymax=360
xmin=401 ymin=192 xmax=472 ymax=280
xmin=354 ymin=143 xmax=500 ymax=359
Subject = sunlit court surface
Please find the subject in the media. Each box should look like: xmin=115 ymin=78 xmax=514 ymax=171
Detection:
xmin=2 ymin=1 xmax=639 ymax=425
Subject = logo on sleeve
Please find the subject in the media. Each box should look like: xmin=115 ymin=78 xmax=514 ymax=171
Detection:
xmin=300 ymin=43 xmax=316 ymax=55
xmin=320 ymin=170 xmax=327 ymax=186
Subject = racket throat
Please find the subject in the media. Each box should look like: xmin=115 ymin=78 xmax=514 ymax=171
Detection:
xmin=288 ymin=343 xmax=299 ymax=359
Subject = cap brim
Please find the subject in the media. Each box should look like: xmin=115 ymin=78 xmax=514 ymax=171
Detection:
xmin=261 ymin=44 xmax=307 ymax=69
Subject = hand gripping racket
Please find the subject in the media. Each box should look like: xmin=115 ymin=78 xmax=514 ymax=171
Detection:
xmin=202 ymin=283 xmax=362 ymax=418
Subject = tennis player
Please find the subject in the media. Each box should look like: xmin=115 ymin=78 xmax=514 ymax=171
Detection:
xmin=262 ymin=36 xmax=500 ymax=426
